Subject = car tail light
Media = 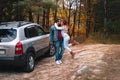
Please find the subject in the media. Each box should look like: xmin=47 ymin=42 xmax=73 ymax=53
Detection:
xmin=15 ymin=42 xmax=23 ymax=54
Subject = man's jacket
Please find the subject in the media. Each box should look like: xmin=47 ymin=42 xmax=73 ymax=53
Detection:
xmin=50 ymin=25 xmax=58 ymax=43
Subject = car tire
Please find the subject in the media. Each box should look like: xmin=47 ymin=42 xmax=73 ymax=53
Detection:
xmin=24 ymin=53 xmax=35 ymax=72
xmin=47 ymin=44 xmax=55 ymax=57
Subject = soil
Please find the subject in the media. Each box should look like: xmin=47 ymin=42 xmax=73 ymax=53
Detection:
xmin=0 ymin=44 xmax=120 ymax=80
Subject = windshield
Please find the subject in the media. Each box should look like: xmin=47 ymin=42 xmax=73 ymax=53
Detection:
xmin=0 ymin=29 xmax=17 ymax=42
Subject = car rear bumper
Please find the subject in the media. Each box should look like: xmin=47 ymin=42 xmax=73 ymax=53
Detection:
xmin=0 ymin=54 xmax=27 ymax=66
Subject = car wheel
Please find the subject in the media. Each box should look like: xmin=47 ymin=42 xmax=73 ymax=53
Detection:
xmin=24 ymin=53 xmax=35 ymax=72
xmin=48 ymin=45 xmax=55 ymax=56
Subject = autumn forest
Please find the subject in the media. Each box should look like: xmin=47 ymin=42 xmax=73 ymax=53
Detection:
xmin=0 ymin=0 xmax=119 ymax=43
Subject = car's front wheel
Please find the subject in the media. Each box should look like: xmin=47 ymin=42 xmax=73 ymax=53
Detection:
xmin=24 ymin=53 xmax=35 ymax=72
xmin=46 ymin=44 xmax=55 ymax=57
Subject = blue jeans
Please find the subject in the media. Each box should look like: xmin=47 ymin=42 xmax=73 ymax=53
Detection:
xmin=54 ymin=40 xmax=64 ymax=61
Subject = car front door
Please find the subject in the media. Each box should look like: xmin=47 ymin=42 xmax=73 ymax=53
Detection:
xmin=35 ymin=25 xmax=50 ymax=55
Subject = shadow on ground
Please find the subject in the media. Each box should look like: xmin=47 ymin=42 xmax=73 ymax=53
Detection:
xmin=0 ymin=55 xmax=48 ymax=73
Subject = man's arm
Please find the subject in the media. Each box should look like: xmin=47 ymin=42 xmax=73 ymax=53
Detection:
xmin=49 ymin=26 xmax=54 ymax=44
xmin=55 ymin=23 xmax=64 ymax=30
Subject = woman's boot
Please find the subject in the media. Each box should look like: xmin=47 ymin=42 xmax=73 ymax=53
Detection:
xmin=70 ymin=51 xmax=75 ymax=59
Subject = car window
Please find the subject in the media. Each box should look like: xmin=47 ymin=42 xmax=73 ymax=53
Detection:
xmin=25 ymin=25 xmax=38 ymax=38
xmin=0 ymin=29 xmax=17 ymax=42
xmin=24 ymin=25 xmax=45 ymax=38
xmin=35 ymin=26 xmax=45 ymax=36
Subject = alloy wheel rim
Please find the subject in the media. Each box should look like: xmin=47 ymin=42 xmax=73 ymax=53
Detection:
xmin=50 ymin=46 xmax=55 ymax=55
xmin=29 ymin=56 xmax=34 ymax=69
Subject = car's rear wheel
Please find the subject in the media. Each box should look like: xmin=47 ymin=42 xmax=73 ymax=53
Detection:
xmin=24 ymin=53 xmax=35 ymax=72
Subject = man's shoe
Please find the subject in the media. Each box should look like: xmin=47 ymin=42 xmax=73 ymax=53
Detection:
xmin=56 ymin=61 xmax=60 ymax=64
xmin=59 ymin=60 xmax=62 ymax=64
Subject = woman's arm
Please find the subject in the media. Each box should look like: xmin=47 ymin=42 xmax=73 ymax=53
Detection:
xmin=55 ymin=23 xmax=64 ymax=30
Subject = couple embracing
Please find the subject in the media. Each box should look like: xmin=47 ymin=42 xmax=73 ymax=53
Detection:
xmin=50 ymin=18 xmax=77 ymax=64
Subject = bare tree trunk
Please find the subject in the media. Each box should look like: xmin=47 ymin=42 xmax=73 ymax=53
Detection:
xmin=28 ymin=10 xmax=33 ymax=22
xmin=68 ymin=8 xmax=71 ymax=25
xmin=54 ymin=8 xmax=57 ymax=22
xmin=104 ymin=0 xmax=107 ymax=32
xmin=72 ymin=12 xmax=77 ymax=37
xmin=78 ymin=0 xmax=82 ymax=28
xmin=42 ymin=10 xmax=46 ymax=29
xmin=62 ymin=0 xmax=65 ymax=9
xmin=68 ymin=4 xmax=72 ymax=35
xmin=0 ymin=0 xmax=4 ymax=22
xmin=68 ymin=1 xmax=75 ymax=35
xmin=37 ymin=12 xmax=40 ymax=24
xmin=72 ymin=0 xmax=78 ymax=37
xmin=54 ymin=0 xmax=58 ymax=22
xmin=46 ymin=8 xmax=50 ymax=30
xmin=86 ymin=0 xmax=91 ymax=38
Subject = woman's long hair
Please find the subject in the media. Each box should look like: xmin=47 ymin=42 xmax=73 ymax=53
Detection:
xmin=62 ymin=19 xmax=67 ymax=25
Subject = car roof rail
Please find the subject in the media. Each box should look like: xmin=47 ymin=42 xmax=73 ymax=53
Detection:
xmin=0 ymin=22 xmax=8 ymax=26
xmin=17 ymin=21 xmax=32 ymax=27
xmin=0 ymin=21 xmax=32 ymax=28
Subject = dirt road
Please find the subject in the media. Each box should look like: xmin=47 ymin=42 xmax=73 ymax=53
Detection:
xmin=0 ymin=44 xmax=120 ymax=80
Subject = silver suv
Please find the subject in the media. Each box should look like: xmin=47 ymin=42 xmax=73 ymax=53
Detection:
xmin=0 ymin=21 xmax=55 ymax=72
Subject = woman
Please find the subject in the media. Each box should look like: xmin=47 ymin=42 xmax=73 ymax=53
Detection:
xmin=54 ymin=19 xmax=76 ymax=59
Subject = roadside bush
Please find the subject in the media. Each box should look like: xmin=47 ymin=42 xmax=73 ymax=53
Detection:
xmin=106 ymin=20 xmax=120 ymax=34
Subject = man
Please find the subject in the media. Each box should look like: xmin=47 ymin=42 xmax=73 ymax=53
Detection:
xmin=50 ymin=18 xmax=64 ymax=64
